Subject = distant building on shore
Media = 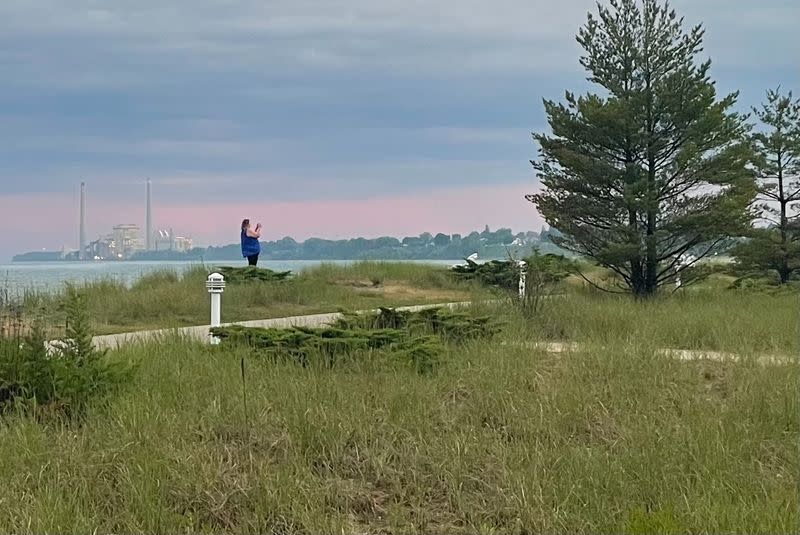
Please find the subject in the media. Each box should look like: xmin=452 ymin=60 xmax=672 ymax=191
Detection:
xmin=113 ymin=224 xmax=144 ymax=258
xmin=154 ymin=229 xmax=193 ymax=253
xmin=87 ymin=235 xmax=115 ymax=260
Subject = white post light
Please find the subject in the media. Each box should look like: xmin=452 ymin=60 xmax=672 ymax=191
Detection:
xmin=206 ymin=272 xmax=226 ymax=345
xmin=517 ymin=260 xmax=527 ymax=300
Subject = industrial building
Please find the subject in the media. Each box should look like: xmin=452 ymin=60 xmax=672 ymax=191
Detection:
xmin=76 ymin=179 xmax=193 ymax=260
xmin=154 ymin=229 xmax=193 ymax=253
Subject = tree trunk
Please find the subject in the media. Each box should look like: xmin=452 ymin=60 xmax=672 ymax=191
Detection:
xmin=643 ymin=68 xmax=658 ymax=297
xmin=629 ymin=208 xmax=645 ymax=295
xmin=643 ymin=154 xmax=658 ymax=297
xmin=778 ymin=148 xmax=790 ymax=284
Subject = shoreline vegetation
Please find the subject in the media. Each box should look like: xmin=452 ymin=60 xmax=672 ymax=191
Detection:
xmin=0 ymin=261 xmax=797 ymax=533
xmin=4 ymin=262 xmax=487 ymax=336
xmin=11 ymin=226 xmax=565 ymax=263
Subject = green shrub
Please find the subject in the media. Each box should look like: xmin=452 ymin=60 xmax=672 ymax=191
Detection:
xmin=451 ymin=259 xmax=521 ymax=291
xmin=214 ymin=266 xmax=292 ymax=283
xmin=211 ymin=306 xmax=501 ymax=372
xmin=0 ymin=286 xmax=131 ymax=418
xmin=331 ymin=306 xmax=502 ymax=344
xmin=729 ymin=275 xmax=800 ymax=294
xmin=519 ymin=250 xmax=576 ymax=316
xmin=451 ymin=250 xmax=575 ymax=297
xmin=0 ymin=320 xmax=55 ymax=411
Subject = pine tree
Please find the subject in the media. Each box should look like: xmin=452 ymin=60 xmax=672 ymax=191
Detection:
xmin=63 ymin=285 xmax=97 ymax=363
xmin=733 ymin=89 xmax=800 ymax=283
xmin=527 ymin=0 xmax=755 ymax=296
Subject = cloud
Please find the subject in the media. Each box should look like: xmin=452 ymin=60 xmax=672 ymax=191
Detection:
xmin=0 ymin=0 xmax=590 ymax=89
xmin=1 ymin=0 xmax=795 ymax=89
xmin=0 ymin=0 xmax=797 ymax=259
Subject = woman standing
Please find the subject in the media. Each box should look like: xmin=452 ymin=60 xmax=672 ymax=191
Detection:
xmin=241 ymin=219 xmax=262 ymax=266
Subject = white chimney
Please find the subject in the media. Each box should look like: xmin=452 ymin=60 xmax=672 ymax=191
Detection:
xmin=79 ymin=182 xmax=87 ymax=260
xmin=146 ymin=178 xmax=153 ymax=251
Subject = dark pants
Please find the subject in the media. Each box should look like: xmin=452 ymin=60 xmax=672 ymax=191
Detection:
xmin=247 ymin=254 xmax=259 ymax=266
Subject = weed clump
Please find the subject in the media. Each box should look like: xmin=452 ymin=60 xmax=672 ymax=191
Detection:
xmin=211 ymin=306 xmax=501 ymax=373
xmin=0 ymin=285 xmax=131 ymax=418
xmin=215 ymin=266 xmax=292 ymax=283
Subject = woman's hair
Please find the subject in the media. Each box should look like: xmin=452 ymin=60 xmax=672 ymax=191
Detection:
xmin=241 ymin=218 xmax=250 ymax=230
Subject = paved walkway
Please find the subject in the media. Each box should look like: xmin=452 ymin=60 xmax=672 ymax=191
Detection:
xmin=90 ymin=301 xmax=469 ymax=351
xmin=505 ymin=341 xmax=795 ymax=366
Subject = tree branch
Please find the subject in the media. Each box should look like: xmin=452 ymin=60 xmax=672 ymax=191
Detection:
xmin=572 ymin=266 xmax=629 ymax=294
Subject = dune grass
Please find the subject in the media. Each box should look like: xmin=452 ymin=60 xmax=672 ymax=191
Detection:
xmin=0 ymin=291 xmax=796 ymax=533
xmin=531 ymin=289 xmax=799 ymax=355
xmin=13 ymin=262 xmax=478 ymax=336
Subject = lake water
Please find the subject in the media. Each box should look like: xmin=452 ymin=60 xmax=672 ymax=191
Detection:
xmin=0 ymin=259 xmax=464 ymax=294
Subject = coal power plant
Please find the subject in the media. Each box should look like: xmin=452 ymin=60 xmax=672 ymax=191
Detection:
xmin=12 ymin=180 xmax=193 ymax=262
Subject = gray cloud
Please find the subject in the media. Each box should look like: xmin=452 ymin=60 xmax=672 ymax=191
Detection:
xmin=0 ymin=0 xmax=797 ymax=202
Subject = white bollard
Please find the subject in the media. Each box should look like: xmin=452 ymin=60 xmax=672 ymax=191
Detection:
xmin=517 ymin=260 xmax=527 ymax=300
xmin=206 ymin=273 xmax=226 ymax=345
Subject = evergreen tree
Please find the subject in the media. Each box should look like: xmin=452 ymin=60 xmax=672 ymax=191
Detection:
xmin=527 ymin=0 xmax=755 ymax=296
xmin=733 ymin=89 xmax=800 ymax=283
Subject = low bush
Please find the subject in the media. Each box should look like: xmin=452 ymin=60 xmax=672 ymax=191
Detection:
xmin=0 ymin=286 xmax=131 ymax=418
xmin=211 ymin=306 xmax=501 ymax=373
xmin=451 ymin=250 xmax=575 ymax=294
xmin=450 ymin=259 xmax=521 ymax=291
xmin=332 ymin=306 xmax=500 ymax=342
xmin=729 ymin=275 xmax=800 ymax=294
xmin=214 ymin=266 xmax=293 ymax=283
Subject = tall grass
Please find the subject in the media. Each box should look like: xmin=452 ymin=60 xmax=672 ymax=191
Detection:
xmin=9 ymin=263 xmax=478 ymax=336
xmin=0 ymin=293 xmax=796 ymax=533
xmin=532 ymin=288 xmax=799 ymax=354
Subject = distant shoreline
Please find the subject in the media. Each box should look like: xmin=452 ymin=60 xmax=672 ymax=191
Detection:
xmin=7 ymin=258 xmax=475 ymax=264
xmin=12 ymin=228 xmax=560 ymax=264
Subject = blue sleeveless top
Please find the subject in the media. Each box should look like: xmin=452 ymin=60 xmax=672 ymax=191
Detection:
xmin=241 ymin=229 xmax=261 ymax=257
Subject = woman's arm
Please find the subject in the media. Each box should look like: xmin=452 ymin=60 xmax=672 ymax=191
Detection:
xmin=247 ymin=223 xmax=262 ymax=238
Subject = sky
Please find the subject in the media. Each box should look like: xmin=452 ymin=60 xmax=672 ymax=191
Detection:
xmin=0 ymin=0 xmax=797 ymax=260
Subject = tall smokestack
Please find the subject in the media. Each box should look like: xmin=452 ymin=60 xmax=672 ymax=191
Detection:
xmin=146 ymin=178 xmax=153 ymax=251
xmin=79 ymin=182 xmax=87 ymax=260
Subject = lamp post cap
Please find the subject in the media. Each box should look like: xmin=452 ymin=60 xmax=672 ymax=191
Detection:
xmin=206 ymin=272 xmax=226 ymax=292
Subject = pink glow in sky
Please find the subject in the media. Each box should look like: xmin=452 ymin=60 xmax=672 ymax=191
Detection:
xmin=0 ymin=184 xmax=543 ymax=258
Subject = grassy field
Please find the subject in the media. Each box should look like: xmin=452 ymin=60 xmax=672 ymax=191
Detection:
xmin=532 ymin=288 xmax=799 ymax=355
xmin=9 ymin=262 xmax=479 ymax=336
xmin=0 ymin=287 xmax=796 ymax=533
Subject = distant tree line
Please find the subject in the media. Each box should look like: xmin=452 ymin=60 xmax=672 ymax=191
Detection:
xmin=130 ymin=226 xmax=565 ymax=262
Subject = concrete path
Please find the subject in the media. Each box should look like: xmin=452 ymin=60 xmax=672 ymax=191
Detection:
xmin=90 ymin=301 xmax=469 ymax=351
xmin=505 ymin=341 xmax=796 ymax=366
